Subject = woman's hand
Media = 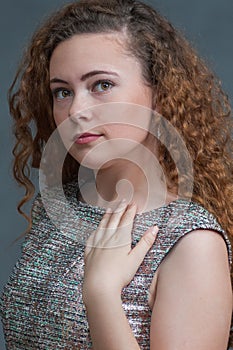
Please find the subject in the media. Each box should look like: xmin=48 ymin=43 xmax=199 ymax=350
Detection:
xmin=82 ymin=200 xmax=158 ymax=349
xmin=83 ymin=200 xmax=158 ymax=304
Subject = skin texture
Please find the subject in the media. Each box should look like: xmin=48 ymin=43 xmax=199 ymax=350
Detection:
xmin=84 ymin=203 xmax=232 ymax=350
xmin=84 ymin=201 xmax=158 ymax=350
xmin=50 ymin=33 xmax=154 ymax=167
xmin=49 ymin=33 xmax=170 ymax=212
xmin=49 ymin=33 xmax=232 ymax=349
xmin=150 ymin=230 xmax=232 ymax=349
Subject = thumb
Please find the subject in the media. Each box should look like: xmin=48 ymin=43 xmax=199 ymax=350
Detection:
xmin=129 ymin=225 xmax=158 ymax=267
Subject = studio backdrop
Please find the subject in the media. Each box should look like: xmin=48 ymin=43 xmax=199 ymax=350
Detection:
xmin=0 ymin=1 xmax=232 ymax=349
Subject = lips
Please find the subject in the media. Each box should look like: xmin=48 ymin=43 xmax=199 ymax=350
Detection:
xmin=74 ymin=132 xmax=103 ymax=145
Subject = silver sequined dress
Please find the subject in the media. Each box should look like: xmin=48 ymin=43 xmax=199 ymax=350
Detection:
xmin=0 ymin=180 xmax=232 ymax=349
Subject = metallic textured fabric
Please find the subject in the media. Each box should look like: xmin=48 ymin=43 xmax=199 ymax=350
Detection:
xmin=0 ymin=180 xmax=232 ymax=349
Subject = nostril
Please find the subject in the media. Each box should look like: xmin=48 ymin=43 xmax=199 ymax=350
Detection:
xmin=69 ymin=111 xmax=83 ymax=122
xmin=69 ymin=109 xmax=93 ymax=122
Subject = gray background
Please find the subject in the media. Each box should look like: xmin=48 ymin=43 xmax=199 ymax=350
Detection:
xmin=0 ymin=0 xmax=232 ymax=348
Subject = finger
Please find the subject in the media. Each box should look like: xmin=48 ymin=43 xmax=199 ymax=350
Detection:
xmin=103 ymin=203 xmax=137 ymax=248
xmin=98 ymin=199 xmax=128 ymax=231
xmin=103 ymin=202 xmax=137 ymax=237
xmin=97 ymin=207 xmax=113 ymax=229
xmin=93 ymin=201 xmax=136 ymax=249
xmin=128 ymin=226 xmax=158 ymax=269
xmin=113 ymin=203 xmax=137 ymax=239
xmin=85 ymin=230 xmax=96 ymax=257
xmin=85 ymin=207 xmax=115 ymax=252
xmin=118 ymin=203 xmax=137 ymax=228
xmin=91 ymin=200 xmax=128 ymax=248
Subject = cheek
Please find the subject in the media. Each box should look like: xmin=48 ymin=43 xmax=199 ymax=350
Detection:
xmin=52 ymin=108 xmax=75 ymax=152
xmin=105 ymin=124 xmax=149 ymax=143
xmin=127 ymin=84 xmax=153 ymax=108
xmin=52 ymin=95 xmax=75 ymax=123
xmin=53 ymin=106 xmax=68 ymax=126
xmin=134 ymin=93 xmax=151 ymax=107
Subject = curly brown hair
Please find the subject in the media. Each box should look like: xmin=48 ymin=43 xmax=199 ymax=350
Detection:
xmin=9 ymin=0 xmax=233 ymax=345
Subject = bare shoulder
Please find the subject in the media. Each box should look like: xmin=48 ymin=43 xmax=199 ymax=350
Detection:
xmin=150 ymin=230 xmax=233 ymax=350
xmin=162 ymin=229 xmax=230 ymax=270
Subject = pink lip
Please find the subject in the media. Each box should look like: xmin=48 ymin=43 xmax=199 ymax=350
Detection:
xmin=74 ymin=133 xmax=103 ymax=145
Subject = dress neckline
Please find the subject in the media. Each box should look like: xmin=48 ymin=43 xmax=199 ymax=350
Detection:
xmin=65 ymin=178 xmax=194 ymax=217
xmin=76 ymin=197 xmax=193 ymax=218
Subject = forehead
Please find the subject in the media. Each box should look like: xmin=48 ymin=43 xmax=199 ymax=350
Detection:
xmin=50 ymin=33 xmax=127 ymax=61
xmin=49 ymin=32 xmax=140 ymax=77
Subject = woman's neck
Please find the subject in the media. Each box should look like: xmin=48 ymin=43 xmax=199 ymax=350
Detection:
xmin=79 ymin=158 xmax=177 ymax=214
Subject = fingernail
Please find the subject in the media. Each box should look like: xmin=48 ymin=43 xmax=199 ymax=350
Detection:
xmin=113 ymin=199 xmax=127 ymax=213
xmin=151 ymin=226 xmax=158 ymax=236
xmin=106 ymin=207 xmax=112 ymax=213
xmin=128 ymin=202 xmax=137 ymax=209
xmin=118 ymin=198 xmax=127 ymax=208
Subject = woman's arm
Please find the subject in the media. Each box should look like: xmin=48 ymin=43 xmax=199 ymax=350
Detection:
xmin=150 ymin=229 xmax=232 ymax=350
xmin=83 ymin=201 xmax=158 ymax=350
xmin=85 ymin=292 xmax=140 ymax=350
xmin=83 ymin=199 xmax=232 ymax=349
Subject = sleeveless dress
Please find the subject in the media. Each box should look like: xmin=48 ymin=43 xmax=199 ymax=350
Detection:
xmin=0 ymin=180 xmax=232 ymax=349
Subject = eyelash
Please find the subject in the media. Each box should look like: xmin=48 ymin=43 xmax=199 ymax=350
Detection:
xmin=51 ymin=79 xmax=115 ymax=100
xmin=52 ymin=88 xmax=73 ymax=100
xmin=91 ymin=80 xmax=115 ymax=93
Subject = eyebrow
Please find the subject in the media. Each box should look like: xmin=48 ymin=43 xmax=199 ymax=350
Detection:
xmin=50 ymin=70 xmax=119 ymax=84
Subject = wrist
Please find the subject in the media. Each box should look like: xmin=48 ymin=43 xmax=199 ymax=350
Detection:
xmin=83 ymin=285 xmax=122 ymax=308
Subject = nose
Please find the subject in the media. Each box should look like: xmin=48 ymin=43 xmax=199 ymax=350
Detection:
xmin=68 ymin=92 xmax=93 ymax=122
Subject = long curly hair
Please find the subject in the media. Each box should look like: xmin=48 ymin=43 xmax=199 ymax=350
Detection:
xmin=9 ymin=0 xmax=233 ymax=344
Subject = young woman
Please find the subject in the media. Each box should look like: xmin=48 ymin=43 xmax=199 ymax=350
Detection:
xmin=1 ymin=0 xmax=232 ymax=349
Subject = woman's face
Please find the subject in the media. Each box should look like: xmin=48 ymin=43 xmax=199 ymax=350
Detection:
xmin=49 ymin=32 xmax=155 ymax=169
